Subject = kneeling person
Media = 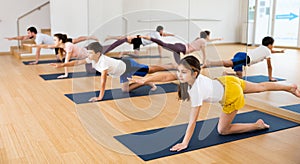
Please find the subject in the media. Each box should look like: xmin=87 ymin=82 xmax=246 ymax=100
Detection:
xmin=50 ymin=42 xmax=176 ymax=102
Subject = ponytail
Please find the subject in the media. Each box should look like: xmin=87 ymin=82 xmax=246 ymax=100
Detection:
xmin=178 ymin=82 xmax=190 ymax=101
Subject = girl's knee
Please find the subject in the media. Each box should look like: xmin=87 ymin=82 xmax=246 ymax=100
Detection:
xmin=121 ymin=86 xmax=130 ymax=92
xmin=217 ymin=125 xmax=230 ymax=135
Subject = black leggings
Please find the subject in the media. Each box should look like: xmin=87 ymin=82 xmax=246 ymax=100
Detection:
xmin=102 ymin=38 xmax=128 ymax=54
xmin=150 ymin=38 xmax=186 ymax=64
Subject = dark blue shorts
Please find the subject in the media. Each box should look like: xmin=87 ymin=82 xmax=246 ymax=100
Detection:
xmin=120 ymin=58 xmax=149 ymax=83
xmin=231 ymin=52 xmax=250 ymax=72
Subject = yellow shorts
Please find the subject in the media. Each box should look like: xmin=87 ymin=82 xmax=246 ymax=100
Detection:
xmin=216 ymin=76 xmax=246 ymax=114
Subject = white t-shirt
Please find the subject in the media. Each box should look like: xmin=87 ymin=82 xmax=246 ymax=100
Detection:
xmin=35 ymin=33 xmax=54 ymax=45
xmin=248 ymin=45 xmax=271 ymax=65
xmin=141 ymin=31 xmax=162 ymax=46
xmin=64 ymin=42 xmax=88 ymax=59
xmin=85 ymin=55 xmax=126 ymax=78
xmin=188 ymin=74 xmax=224 ymax=107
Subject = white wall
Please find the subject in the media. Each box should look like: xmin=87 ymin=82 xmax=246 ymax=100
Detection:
xmin=50 ymin=0 xmax=123 ymax=48
xmin=50 ymin=0 xmax=89 ymax=47
xmin=0 ymin=0 xmax=246 ymax=52
xmin=121 ymin=0 xmax=243 ymax=43
xmin=87 ymin=0 xmax=123 ymax=42
xmin=0 ymin=0 xmax=50 ymax=52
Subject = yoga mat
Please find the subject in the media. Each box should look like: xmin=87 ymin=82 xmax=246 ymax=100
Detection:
xmin=40 ymin=71 xmax=101 ymax=80
xmin=123 ymin=54 xmax=168 ymax=58
xmin=65 ymin=83 xmax=178 ymax=104
xmin=243 ymin=75 xmax=285 ymax=83
xmin=280 ymin=104 xmax=300 ymax=114
xmin=114 ymin=110 xmax=299 ymax=161
xmin=23 ymin=59 xmax=76 ymax=65
xmin=23 ymin=59 xmax=62 ymax=65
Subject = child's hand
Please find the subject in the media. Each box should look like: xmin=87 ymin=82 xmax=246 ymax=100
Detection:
xmin=57 ymin=74 xmax=68 ymax=79
xmin=23 ymin=43 xmax=35 ymax=47
xmin=49 ymin=63 xmax=61 ymax=68
xmin=89 ymin=97 xmax=101 ymax=102
xmin=269 ymin=78 xmax=278 ymax=82
xmin=170 ymin=143 xmax=188 ymax=152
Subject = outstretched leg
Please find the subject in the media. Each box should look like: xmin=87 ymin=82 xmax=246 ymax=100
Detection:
xmin=218 ymin=110 xmax=270 ymax=135
xmin=243 ymin=81 xmax=300 ymax=97
xmin=121 ymin=81 xmax=156 ymax=92
xmin=102 ymin=38 xmax=128 ymax=54
xmin=202 ymin=59 xmax=233 ymax=68
xmin=104 ymin=35 xmax=126 ymax=42
xmin=148 ymin=63 xmax=177 ymax=73
xmin=72 ymin=36 xmax=99 ymax=44
xmin=149 ymin=38 xmax=186 ymax=54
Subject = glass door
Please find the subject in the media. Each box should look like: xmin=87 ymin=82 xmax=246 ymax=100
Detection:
xmin=253 ymin=0 xmax=273 ymax=45
xmin=273 ymin=0 xmax=300 ymax=47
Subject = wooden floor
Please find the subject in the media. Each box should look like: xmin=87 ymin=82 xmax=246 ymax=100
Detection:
xmin=0 ymin=44 xmax=299 ymax=163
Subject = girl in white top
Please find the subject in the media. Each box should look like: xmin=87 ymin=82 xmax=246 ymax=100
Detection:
xmin=54 ymin=33 xmax=89 ymax=78
xmin=203 ymin=36 xmax=285 ymax=81
xmin=133 ymin=55 xmax=300 ymax=152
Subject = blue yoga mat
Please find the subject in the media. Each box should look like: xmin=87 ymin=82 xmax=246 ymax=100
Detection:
xmin=114 ymin=110 xmax=299 ymax=161
xmin=123 ymin=54 xmax=168 ymax=59
xmin=280 ymin=104 xmax=300 ymax=114
xmin=65 ymin=83 xmax=178 ymax=104
xmin=243 ymin=75 xmax=285 ymax=83
xmin=23 ymin=59 xmax=62 ymax=65
xmin=40 ymin=71 xmax=101 ymax=80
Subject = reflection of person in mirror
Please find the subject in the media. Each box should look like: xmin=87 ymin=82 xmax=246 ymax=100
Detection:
xmin=140 ymin=30 xmax=222 ymax=64
xmin=104 ymin=25 xmax=175 ymax=57
xmin=202 ymin=36 xmax=285 ymax=81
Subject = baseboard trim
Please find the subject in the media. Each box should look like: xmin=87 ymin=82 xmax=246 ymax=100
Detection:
xmin=0 ymin=52 xmax=10 ymax=55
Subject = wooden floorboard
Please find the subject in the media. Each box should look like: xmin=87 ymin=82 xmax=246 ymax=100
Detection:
xmin=0 ymin=44 xmax=299 ymax=163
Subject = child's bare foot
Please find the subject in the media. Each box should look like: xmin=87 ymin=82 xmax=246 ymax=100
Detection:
xmin=29 ymin=61 xmax=38 ymax=65
xmin=126 ymin=35 xmax=137 ymax=42
xmin=290 ymin=84 xmax=300 ymax=97
xmin=256 ymin=119 xmax=270 ymax=130
xmin=149 ymin=82 xmax=157 ymax=91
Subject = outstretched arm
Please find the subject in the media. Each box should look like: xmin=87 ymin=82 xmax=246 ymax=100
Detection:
xmin=170 ymin=106 xmax=201 ymax=152
xmin=23 ymin=43 xmax=57 ymax=49
xmin=5 ymin=35 xmax=29 ymax=41
xmin=271 ymin=49 xmax=285 ymax=53
xmin=161 ymin=32 xmax=175 ymax=37
xmin=104 ymin=35 xmax=126 ymax=42
xmin=49 ymin=59 xmax=87 ymax=68
xmin=207 ymin=37 xmax=223 ymax=42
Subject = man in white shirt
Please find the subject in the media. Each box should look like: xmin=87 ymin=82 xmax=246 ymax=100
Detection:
xmin=5 ymin=26 xmax=54 ymax=64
